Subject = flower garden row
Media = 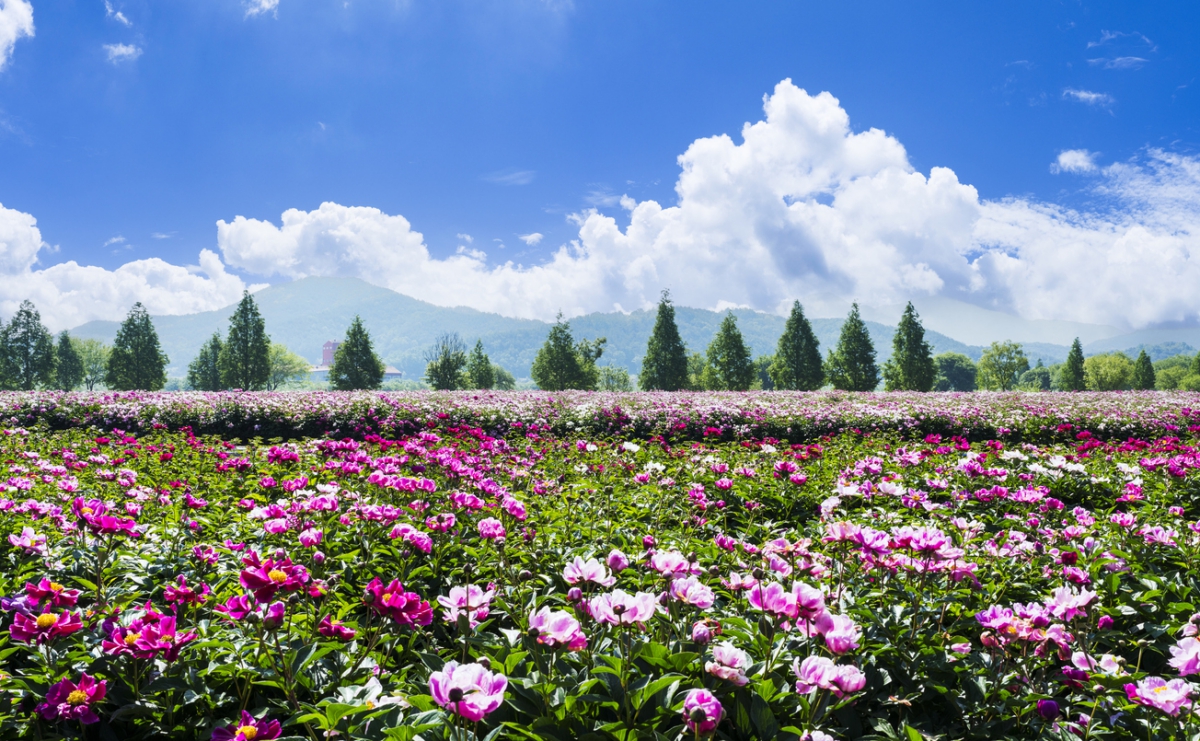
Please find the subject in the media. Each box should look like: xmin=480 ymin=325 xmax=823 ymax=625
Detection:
xmin=2 ymin=394 xmax=1200 ymax=738
xmin=4 ymin=389 xmax=1200 ymax=443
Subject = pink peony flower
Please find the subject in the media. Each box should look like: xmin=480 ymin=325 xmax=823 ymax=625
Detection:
xmin=682 ymin=688 xmax=724 ymax=734
xmin=134 ymin=616 xmax=197 ymax=662
xmin=1126 ymin=676 xmax=1193 ymax=716
xmin=748 ymin=582 xmax=796 ymax=619
xmin=163 ymin=575 xmax=210 ymax=607
xmin=364 ymin=577 xmax=433 ymax=627
xmin=25 ymin=578 xmax=80 ymax=608
xmin=298 ymin=528 xmax=323 ymax=547
xmin=10 ymin=610 xmax=82 ymax=645
xmin=438 ymin=585 xmax=494 ymax=628
xmin=563 ymin=556 xmax=616 ymax=588
xmin=477 ymin=517 xmax=506 ymax=540
xmin=528 ymin=607 xmax=588 ymax=651
xmin=211 ymin=710 xmax=282 ymax=741
xmin=649 ymin=550 xmax=693 ymax=578
xmin=705 ymin=642 xmax=751 ymax=686
xmin=317 ymin=615 xmax=357 ymax=641
xmin=238 ymin=556 xmax=309 ymax=603
xmin=8 ymin=527 xmax=47 ymax=555
xmin=215 ymin=594 xmax=256 ymax=621
xmin=669 ymin=576 xmax=715 ymax=609
xmin=1170 ymin=637 xmax=1200 ymax=676
xmin=429 ymin=661 xmax=507 ymax=721
xmin=38 ymin=673 xmax=106 ymax=725
xmin=607 ymin=549 xmax=630 ymax=572
xmin=794 ymin=656 xmax=838 ymax=694
xmin=589 ymin=590 xmax=658 ymax=626
xmin=815 ymin=613 xmax=861 ymax=654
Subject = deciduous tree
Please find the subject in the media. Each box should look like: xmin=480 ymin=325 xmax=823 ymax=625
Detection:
xmin=266 ymin=343 xmax=311 ymax=390
xmin=977 ymin=341 xmax=1029 ymax=391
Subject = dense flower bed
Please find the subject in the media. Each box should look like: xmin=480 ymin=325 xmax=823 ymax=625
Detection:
xmin=4 ymin=389 xmax=1200 ymax=442
xmin=2 ymin=408 xmax=1200 ymax=738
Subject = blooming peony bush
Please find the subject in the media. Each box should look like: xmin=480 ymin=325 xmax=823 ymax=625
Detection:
xmin=1 ymin=394 xmax=1200 ymax=738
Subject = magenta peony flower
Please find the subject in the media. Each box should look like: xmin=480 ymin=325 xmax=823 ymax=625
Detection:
xmin=528 ymin=607 xmax=587 ymax=651
xmin=364 ymin=577 xmax=433 ymax=627
xmin=38 ymin=673 xmax=106 ymax=724
xmin=815 ymin=613 xmax=861 ymax=654
xmin=682 ymin=688 xmax=724 ymax=734
xmin=25 ymin=578 xmax=81 ymax=608
xmin=589 ymin=590 xmax=658 ymax=626
xmin=211 ymin=710 xmax=282 ymax=741
xmin=748 ymin=582 xmax=796 ymax=619
xmin=238 ymin=556 xmax=309 ymax=603
xmin=134 ymin=616 xmax=197 ymax=661
xmin=318 ymin=615 xmax=357 ymax=641
xmin=10 ymin=610 xmax=82 ymax=645
xmin=438 ymin=585 xmax=494 ymax=628
xmin=1126 ymin=676 xmax=1193 ymax=716
xmin=562 ymin=556 xmax=616 ymax=587
xmin=214 ymin=594 xmax=256 ymax=621
xmin=794 ymin=656 xmax=839 ymax=694
xmin=606 ymin=549 xmax=630 ymax=572
xmin=429 ymin=661 xmax=508 ymax=721
xmin=477 ymin=518 xmax=506 ymax=540
xmin=163 ymin=575 xmax=210 ymax=607
xmin=705 ymin=642 xmax=751 ymax=686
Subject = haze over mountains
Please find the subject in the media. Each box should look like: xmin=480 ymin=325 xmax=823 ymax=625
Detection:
xmin=69 ymin=278 xmax=1197 ymax=380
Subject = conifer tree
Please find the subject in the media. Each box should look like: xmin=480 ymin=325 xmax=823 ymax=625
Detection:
xmin=705 ymin=312 xmax=755 ymax=391
xmin=825 ymin=303 xmax=879 ymax=391
xmin=640 ymin=290 xmax=689 ymax=390
xmin=218 ymin=291 xmax=270 ymax=390
xmin=423 ymin=333 xmax=468 ymax=390
xmin=882 ymin=302 xmax=936 ymax=391
xmin=330 ymin=316 xmax=385 ymax=390
xmin=0 ymin=301 xmax=56 ymax=390
xmin=55 ymin=332 xmax=84 ymax=390
xmin=769 ymin=300 xmax=824 ymax=390
xmin=187 ymin=333 xmax=225 ymax=391
xmin=1131 ymin=349 xmax=1156 ymax=391
xmin=106 ymin=303 xmax=168 ymax=391
xmin=530 ymin=314 xmax=605 ymax=390
xmin=1061 ymin=338 xmax=1086 ymax=391
xmin=466 ymin=340 xmax=495 ymax=390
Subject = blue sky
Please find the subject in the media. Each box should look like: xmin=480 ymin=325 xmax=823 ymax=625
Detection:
xmin=0 ymin=0 xmax=1198 ymax=331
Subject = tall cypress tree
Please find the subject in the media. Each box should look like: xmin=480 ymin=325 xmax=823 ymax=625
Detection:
xmin=466 ymin=340 xmax=495 ymax=390
xmin=330 ymin=316 xmax=385 ymax=390
xmin=705 ymin=312 xmax=755 ymax=391
xmin=640 ymin=290 xmax=689 ymax=390
xmin=825 ymin=303 xmax=879 ymax=391
xmin=1061 ymin=338 xmax=1086 ymax=391
xmin=770 ymin=300 xmax=824 ymax=390
xmin=882 ymin=302 xmax=936 ymax=391
xmin=0 ymin=301 xmax=56 ymax=390
xmin=55 ymin=332 xmax=84 ymax=390
xmin=219 ymin=291 xmax=270 ymax=390
xmin=106 ymin=303 xmax=168 ymax=391
xmin=1131 ymin=349 xmax=1156 ymax=390
xmin=531 ymin=315 xmax=584 ymax=391
xmin=187 ymin=332 xmax=225 ymax=391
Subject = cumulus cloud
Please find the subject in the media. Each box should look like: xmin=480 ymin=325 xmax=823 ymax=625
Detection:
xmin=104 ymin=43 xmax=142 ymax=63
xmin=518 ymin=232 xmax=544 ymax=246
xmin=0 ymin=0 xmax=34 ymax=72
xmin=213 ymin=80 xmax=1200 ymax=330
xmin=0 ymin=203 xmax=253 ymax=330
xmin=1051 ymin=149 xmax=1098 ymax=174
xmin=245 ymin=0 xmax=279 ymax=18
xmin=1063 ymin=88 xmax=1115 ymax=107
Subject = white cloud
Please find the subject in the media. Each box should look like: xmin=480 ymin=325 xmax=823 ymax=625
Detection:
xmin=0 ymin=203 xmax=254 ymax=330
xmin=1088 ymin=56 xmax=1147 ymax=70
xmin=518 ymin=232 xmax=544 ymax=246
xmin=214 ymin=80 xmax=1200 ymax=330
xmin=483 ymin=169 xmax=536 ymax=186
xmin=1051 ymin=149 xmax=1098 ymax=174
xmin=104 ymin=1 xmax=131 ymax=27
xmin=456 ymin=233 xmax=473 ymax=244
xmin=104 ymin=43 xmax=142 ymax=63
xmin=104 ymin=235 xmax=126 ymax=246
xmin=0 ymin=0 xmax=34 ymax=72
xmin=245 ymin=0 xmax=280 ymax=18
xmin=1063 ymin=88 xmax=1115 ymax=107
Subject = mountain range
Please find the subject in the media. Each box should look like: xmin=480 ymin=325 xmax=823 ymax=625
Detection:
xmin=69 ymin=278 xmax=1197 ymax=380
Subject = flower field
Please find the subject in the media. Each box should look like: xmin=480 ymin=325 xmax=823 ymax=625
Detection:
xmin=2 ymin=392 xmax=1200 ymax=739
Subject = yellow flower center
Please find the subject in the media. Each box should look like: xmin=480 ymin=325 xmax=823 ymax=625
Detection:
xmin=49 ymin=582 xmax=63 ymax=592
xmin=237 ymin=725 xmax=258 ymax=740
xmin=268 ymin=569 xmax=288 ymax=584
xmin=67 ymin=690 xmax=88 ymax=705
xmin=36 ymin=613 xmax=57 ymax=630
xmin=81 ymin=507 xmax=94 ymax=515
xmin=1154 ymin=686 xmax=1169 ymax=694
xmin=124 ymin=632 xmax=140 ymax=646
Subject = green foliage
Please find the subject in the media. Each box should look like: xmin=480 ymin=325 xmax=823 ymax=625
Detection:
xmin=977 ymin=341 xmax=1029 ymax=391
xmin=825 ymin=303 xmax=878 ymax=391
xmin=331 ymin=315 xmax=386 ymax=390
xmin=218 ymin=291 xmax=271 ymax=390
xmin=0 ymin=300 xmax=56 ymax=390
xmin=530 ymin=314 xmax=605 ymax=390
xmin=597 ymin=364 xmax=634 ymax=391
xmin=267 ymin=343 xmax=312 ymax=390
xmin=769 ymin=301 xmax=824 ymax=390
xmin=1154 ymin=354 xmax=1192 ymax=390
xmin=187 ymin=332 xmax=225 ymax=391
xmin=1060 ymin=338 xmax=1086 ymax=391
xmin=54 ymin=331 xmax=84 ymax=390
xmin=1131 ymin=349 xmax=1156 ymax=390
xmin=73 ymin=338 xmax=110 ymax=391
xmin=466 ymin=339 xmax=495 ymax=390
xmin=687 ymin=352 xmax=707 ymax=390
xmin=932 ymin=352 xmax=977 ymax=391
xmin=753 ymin=355 xmax=774 ymax=390
xmin=1018 ymin=360 xmax=1051 ymax=391
xmin=639 ymin=290 xmax=690 ymax=390
xmin=492 ymin=364 xmax=516 ymax=390
xmin=423 ymin=333 xmax=468 ymax=390
xmin=882 ymin=302 xmax=936 ymax=392
xmin=105 ymin=302 xmax=168 ymax=391
xmin=1084 ymin=352 xmax=1134 ymax=391
xmin=704 ymin=312 xmax=755 ymax=391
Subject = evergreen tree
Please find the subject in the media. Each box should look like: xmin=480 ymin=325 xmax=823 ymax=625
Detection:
xmin=977 ymin=341 xmax=1030 ymax=391
xmin=0 ymin=300 xmax=56 ymax=390
xmin=106 ymin=303 xmax=168 ymax=391
xmin=187 ymin=333 xmax=224 ymax=391
xmin=74 ymin=339 xmax=110 ymax=391
xmin=330 ymin=316 xmax=385 ymax=390
xmin=754 ymin=356 xmax=775 ymax=390
xmin=882 ymin=302 xmax=936 ymax=391
xmin=825 ymin=304 xmax=879 ymax=391
xmin=769 ymin=301 xmax=824 ymax=390
xmin=466 ymin=340 xmax=495 ymax=390
xmin=55 ymin=332 xmax=84 ymax=390
xmin=423 ymin=333 xmax=468 ymax=390
xmin=530 ymin=314 xmax=605 ymax=390
xmin=218 ymin=291 xmax=270 ymax=390
xmin=1131 ymin=350 xmax=1156 ymax=391
xmin=705 ymin=312 xmax=755 ymax=391
xmin=1061 ymin=338 xmax=1086 ymax=391
xmin=639 ymin=290 xmax=689 ymax=391
xmin=266 ymin=343 xmax=311 ymax=390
